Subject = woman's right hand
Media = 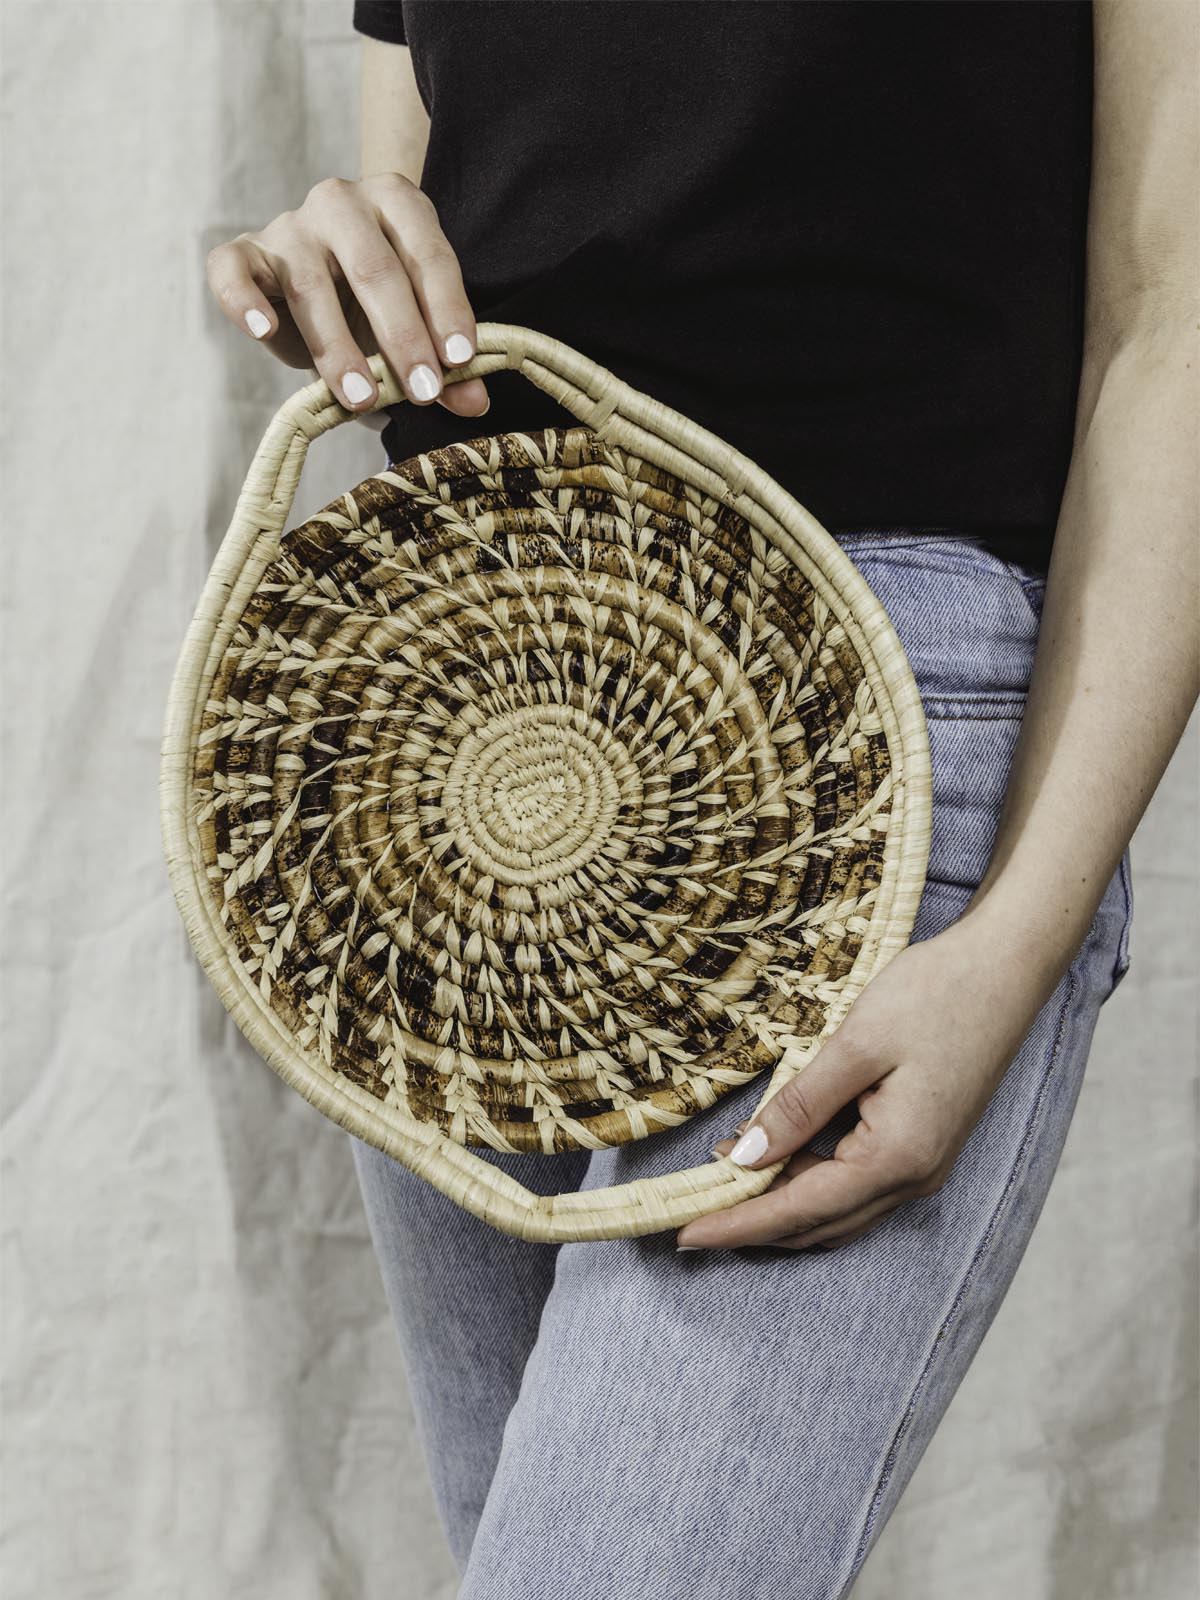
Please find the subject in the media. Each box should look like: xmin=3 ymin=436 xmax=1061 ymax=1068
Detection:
xmin=204 ymin=173 xmax=490 ymax=419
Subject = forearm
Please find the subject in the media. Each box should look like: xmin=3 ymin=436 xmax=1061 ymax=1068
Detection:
xmin=359 ymin=36 xmax=429 ymax=184
xmin=956 ymin=311 xmax=1198 ymax=998
xmin=337 ymin=36 xmax=433 ymax=421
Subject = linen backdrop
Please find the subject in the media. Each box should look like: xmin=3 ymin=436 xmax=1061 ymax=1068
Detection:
xmin=2 ymin=5 xmax=1196 ymax=1598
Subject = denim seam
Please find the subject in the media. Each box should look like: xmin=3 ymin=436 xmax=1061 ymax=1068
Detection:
xmin=1001 ymin=562 xmax=1048 ymax=627
xmin=837 ymin=538 xmax=968 ymax=556
xmin=837 ymin=957 xmax=1082 ymax=1597
xmin=921 ymin=700 xmax=1028 ymax=722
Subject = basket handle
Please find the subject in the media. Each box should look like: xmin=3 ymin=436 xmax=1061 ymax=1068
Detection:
xmin=164 ymin=321 xmax=925 ymax=1241
xmin=356 ymin=320 xmax=626 ymax=438
xmin=229 ymin=320 xmax=769 ymax=573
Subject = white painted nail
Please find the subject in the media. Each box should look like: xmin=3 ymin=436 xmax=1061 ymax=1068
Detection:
xmin=444 ymin=332 xmax=474 ymax=363
xmin=341 ymin=370 xmax=373 ymax=405
xmin=729 ymin=1124 xmax=768 ymax=1166
xmin=408 ymin=363 xmax=441 ymax=402
xmin=675 ymin=1244 xmax=702 ymax=1252
xmin=244 ymin=308 xmax=271 ymax=338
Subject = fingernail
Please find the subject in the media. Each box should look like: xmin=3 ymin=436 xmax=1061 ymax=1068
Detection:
xmin=408 ymin=363 xmax=441 ymax=402
xmin=341 ymin=370 xmax=373 ymax=405
xmin=734 ymin=1119 xmax=750 ymax=1136
xmin=708 ymin=1145 xmax=725 ymax=1159
xmin=444 ymin=332 xmax=474 ymax=363
xmin=676 ymin=1244 xmax=702 ymax=1252
xmin=729 ymin=1124 xmax=768 ymax=1166
xmin=245 ymin=308 xmax=271 ymax=338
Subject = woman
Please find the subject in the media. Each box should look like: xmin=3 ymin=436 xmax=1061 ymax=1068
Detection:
xmin=205 ymin=3 xmax=1197 ymax=1594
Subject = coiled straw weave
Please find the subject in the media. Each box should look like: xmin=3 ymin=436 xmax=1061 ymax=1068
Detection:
xmin=160 ymin=324 xmax=931 ymax=1241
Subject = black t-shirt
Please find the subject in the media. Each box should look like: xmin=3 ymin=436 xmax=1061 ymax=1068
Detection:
xmin=352 ymin=0 xmax=1094 ymax=575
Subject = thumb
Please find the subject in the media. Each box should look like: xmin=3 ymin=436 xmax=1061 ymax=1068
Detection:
xmin=726 ymin=1031 xmax=884 ymax=1168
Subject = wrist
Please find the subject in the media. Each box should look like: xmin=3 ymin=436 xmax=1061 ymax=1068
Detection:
xmin=940 ymin=888 xmax=1074 ymax=1013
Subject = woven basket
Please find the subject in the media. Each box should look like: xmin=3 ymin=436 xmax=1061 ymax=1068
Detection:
xmin=160 ymin=322 xmax=931 ymax=1242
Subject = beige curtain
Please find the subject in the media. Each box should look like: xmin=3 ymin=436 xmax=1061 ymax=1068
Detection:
xmin=3 ymin=5 xmax=1195 ymax=1596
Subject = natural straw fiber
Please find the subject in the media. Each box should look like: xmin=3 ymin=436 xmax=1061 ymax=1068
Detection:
xmin=160 ymin=323 xmax=931 ymax=1241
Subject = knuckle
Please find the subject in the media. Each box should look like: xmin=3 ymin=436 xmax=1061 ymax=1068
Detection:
xmin=913 ymin=1165 xmax=949 ymax=1198
xmin=205 ymin=241 xmax=244 ymax=292
xmin=365 ymin=168 xmax=409 ymax=189
xmin=257 ymin=211 xmax=295 ymax=243
xmin=770 ymin=1079 xmax=817 ymax=1140
xmin=307 ymin=175 xmax=352 ymax=209
xmin=405 ymin=235 xmax=456 ymax=271
xmin=281 ymin=264 xmax=325 ymax=300
xmin=895 ymin=1135 xmax=944 ymax=1190
xmin=403 ymin=182 xmax=440 ymax=218
xmin=833 ymin=1021 xmax=881 ymax=1074
xmin=367 ymin=168 xmax=418 ymax=198
xmin=343 ymin=252 xmax=400 ymax=289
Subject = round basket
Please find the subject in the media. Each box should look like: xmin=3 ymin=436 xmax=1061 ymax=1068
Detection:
xmin=160 ymin=323 xmax=931 ymax=1241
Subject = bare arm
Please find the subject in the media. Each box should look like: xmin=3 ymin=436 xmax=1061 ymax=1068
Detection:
xmin=956 ymin=0 xmax=1200 ymax=1002
xmin=359 ymin=35 xmax=429 ymax=185
xmin=676 ymin=0 xmax=1199 ymax=1251
xmin=351 ymin=35 xmax=487 ymax=416
xmin=206 ymin=24 xmax=488 ymax=426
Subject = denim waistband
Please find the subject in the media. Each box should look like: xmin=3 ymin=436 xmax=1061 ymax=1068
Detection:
xmin=828 ymin=525 xmax=960 ymax=537
xmin=829 ymin=527 xmax=1047 ymax=584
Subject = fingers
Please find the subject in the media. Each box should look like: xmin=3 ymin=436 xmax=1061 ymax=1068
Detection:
xmin=368 ymin=173 xmax=485 ymax=406
xmin=278 ymin=234 xmax=394 ymax=410
xmin=707 ymin=1117 xmax=751 ymax=1159
xmin=286 ymin=178 xmax=451 ymax=411
xmin=708 ymin=1137 xmax=826 ymax=1188
xmin=204 ymin=173 xmax=491 ymax=419
xmin=772 ymin=1190 xmax=907 ymax=1251
xmin=676 ymin=1146 xmax=900 ymax=1251
xmin=306 ymin=176 xmax=442 ymax=410
xmin=433 ymin=374 xmax=492 ymax=419
xmin=206 ymin=232 xmax=312 ymax=371
xmin=725 ymin=1026 xmax=893 ymax=1169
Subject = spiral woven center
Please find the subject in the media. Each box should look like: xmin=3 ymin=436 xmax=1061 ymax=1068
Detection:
xmin=191 ymin=426 xmax=892 ymax=1152
xmin=437 ymin=704 xmax=634 ymax=886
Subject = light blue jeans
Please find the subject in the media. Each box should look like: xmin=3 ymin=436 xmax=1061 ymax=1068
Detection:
xmin=349 ymin=528 xmax=1134 ymax=1599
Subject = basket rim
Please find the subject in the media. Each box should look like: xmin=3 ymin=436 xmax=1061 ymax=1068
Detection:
xmin=159 ymin=321 xmax=932 ymax=1241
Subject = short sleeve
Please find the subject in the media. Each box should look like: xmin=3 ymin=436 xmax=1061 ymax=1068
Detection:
xmin=353 ymin=2 xmax=407 ymax=44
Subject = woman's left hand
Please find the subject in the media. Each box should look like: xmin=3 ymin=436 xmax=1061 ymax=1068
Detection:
xmin=674 ymin=913 xmax=1059 ymax=1252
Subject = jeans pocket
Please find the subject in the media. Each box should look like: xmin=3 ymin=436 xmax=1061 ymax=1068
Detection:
xmin=919 ymin=712 xmax=1024 ymax=894
xmin=997 ymin=556 xmax=1049 ymax=625
xmin=836 ymin=533 xmax=1042 ymax=713
xmin=829 ymin=533 xmax=1041 ymax=897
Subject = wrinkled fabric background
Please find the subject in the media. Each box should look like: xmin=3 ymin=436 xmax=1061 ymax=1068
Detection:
xmin=2 ymin=5 xmax=1196 ymax=1598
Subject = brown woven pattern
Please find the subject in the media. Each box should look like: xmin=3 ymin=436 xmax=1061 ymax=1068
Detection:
xmin=191 ymin=424 xmax=892 ymax=1155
